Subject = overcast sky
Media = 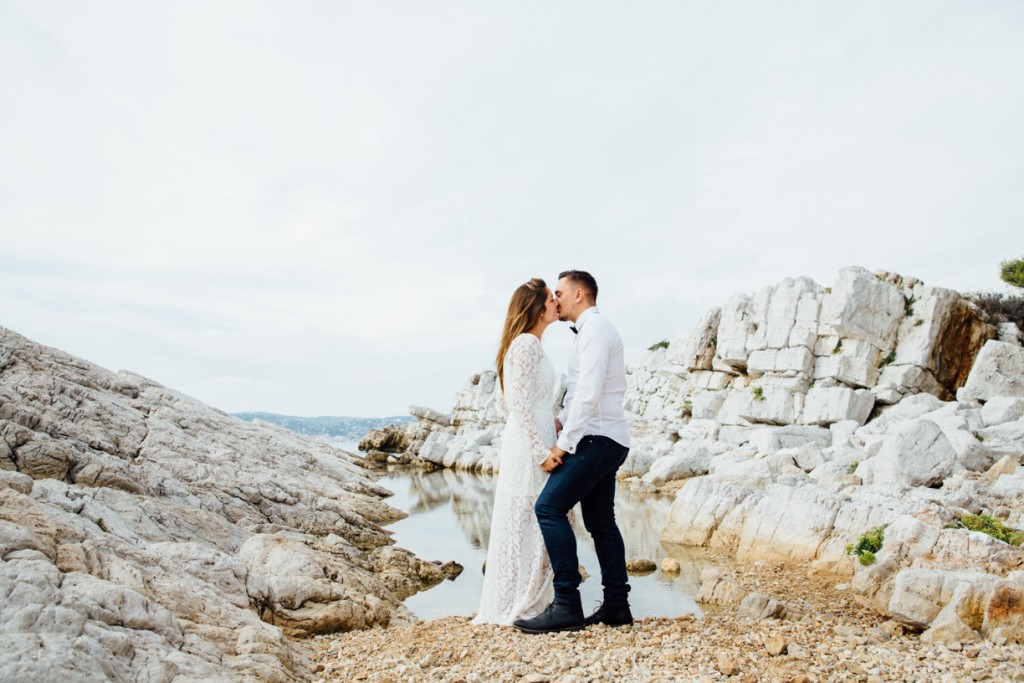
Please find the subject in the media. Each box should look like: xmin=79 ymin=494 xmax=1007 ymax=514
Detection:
xmin=2 ymin=1 xmax=1022 ymax=417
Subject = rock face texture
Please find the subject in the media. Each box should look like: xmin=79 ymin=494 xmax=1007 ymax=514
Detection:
xmin=392 ymin=267 xmax=1024 ymax=645
xmin=0 ymin=327 xmax=438 ymax=681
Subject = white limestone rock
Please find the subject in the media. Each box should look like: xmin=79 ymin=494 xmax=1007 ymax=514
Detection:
xmin=888 ymin=568 xmax=998 ymax=631
xmin=855 ymin=393 xmax=946 ymax=438
xmin=800 ymin=387 xmax=874 ymax=426
xmin=747 ymin=347 xmax=815 ymax=379
xmin=959 ymin=340 xmax=1024 ymax=402
xmin=737 ymin=592 xmax=787 ymax=620
xmin=716 ymin=293 xmax=756 ymax=371
xmin=666 ymin=308 xmax=721 ymax=375
xmin=829 ymin=420 xmax=860 ymax=446
xmin=983 ymin=577 xmax=1024 ymax=644
xmin=819 ymin=267 xmax=905 ymax=352
xmin=981 ymin=396 xmax=1024 ymax=427
xmin=735 ymin=484 xmax=841 ymax=562
xmin=0 ymin=326 xmax=429 ymax=682
xmin=661 ymin=478 xmax=759 ymax=547
xmin=745 ymin=277 xmax=822 ymax=352
xmin=690 ymin=391 xmax=727 ymax=421
xmin=410 ymin=404 xmax=453 ymax=427
xmin=997 ymin=321 xmax=1023 ymax=345
xmin=812 ymin=354 xmax=879 ymax=389
xmin=869 ymin=419 xmax=960 ymax=487
xmin=873 ymin=364 xmax=948 ymax=405
xmin=696 ymin=567 xmax=748 ymax=606
xmin=641 ymin=444 xmax=713 ymax=486
xmin=733 ymin=384 xmax=804 ymax=426
xmin=619 ymin=446 xmax=659 ymax=478
xmin=747 ymin=426 xmax=832 ymax=453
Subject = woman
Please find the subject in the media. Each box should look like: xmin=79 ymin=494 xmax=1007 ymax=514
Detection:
xmin=472 ymin=278 xmax=560 ymax=625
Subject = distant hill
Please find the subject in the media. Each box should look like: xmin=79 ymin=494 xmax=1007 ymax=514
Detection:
xmin=232 ymin=412 xmax=415 ymax=442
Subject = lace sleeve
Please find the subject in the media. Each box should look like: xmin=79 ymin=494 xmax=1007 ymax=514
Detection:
xmin=505 ymin=335 xmax=551 ymax=465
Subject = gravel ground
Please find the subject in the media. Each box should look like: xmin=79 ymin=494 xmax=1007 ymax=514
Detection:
xmin=312 ymin=559 xmax=1024 ymax=682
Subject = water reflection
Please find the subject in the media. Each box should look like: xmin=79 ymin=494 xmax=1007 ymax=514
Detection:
xmin=375 ymin=465 xmax=705 ymax=621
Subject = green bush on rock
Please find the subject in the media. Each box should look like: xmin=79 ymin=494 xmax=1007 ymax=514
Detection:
xmin=948 ymin=514 xmax=1024 ymax=546
xmin=846 ymin=524 xmax=887 ymax=566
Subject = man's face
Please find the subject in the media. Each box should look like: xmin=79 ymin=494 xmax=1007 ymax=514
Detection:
xmin=555 ymin=277 xmax=579 ymax=322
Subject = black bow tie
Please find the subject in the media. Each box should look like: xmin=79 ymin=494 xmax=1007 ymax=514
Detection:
xmin=570 ymin=325 xmax=578 ymax=334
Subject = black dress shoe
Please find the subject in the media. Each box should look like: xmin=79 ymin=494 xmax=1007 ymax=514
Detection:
xmin=513 ymin=602 xmax=585 ymax=634
xmin=584 ymin=603 xmax=633 ymax=627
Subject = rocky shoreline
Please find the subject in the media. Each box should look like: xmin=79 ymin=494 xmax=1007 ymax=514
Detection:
xmin=0 ymin=326 xmax=444 ymax=681
xmin=312 ymin=555 xmax=1024 ymax=682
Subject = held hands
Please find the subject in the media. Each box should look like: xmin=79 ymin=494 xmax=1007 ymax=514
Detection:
xmin=541 ymin=446 xmax=567 ymax=473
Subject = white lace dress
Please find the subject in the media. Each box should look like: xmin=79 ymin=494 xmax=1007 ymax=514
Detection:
xmin=472 ymin=333 xmax=555 ymax=625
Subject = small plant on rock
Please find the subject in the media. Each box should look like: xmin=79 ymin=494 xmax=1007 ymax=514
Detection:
xmin=847 ymin=462 xmax=859 ymax=474
xmin=879 ymin=350 xmax=897 ymax=368
xmin=648 ymin=340 xmax=670 ymax=351
xmin=752 ymin=386 xmax=765 ymax=402
xmin=904 ymin=295 xmax=916 ymax=316
xmin=832 ymin=339 xmax=843 ymax=355
xmin=949 ymin=514 xmax=1024 ymax=546
xmin=846 ymin=524 xmax=887 ymax=566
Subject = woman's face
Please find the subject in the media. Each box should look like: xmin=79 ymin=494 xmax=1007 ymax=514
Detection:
xmin=542 ymin=288 xmax=559 ymax=324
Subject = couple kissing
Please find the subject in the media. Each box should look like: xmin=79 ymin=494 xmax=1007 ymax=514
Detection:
xmin=472 ymin=270 xmax=633 ymax=634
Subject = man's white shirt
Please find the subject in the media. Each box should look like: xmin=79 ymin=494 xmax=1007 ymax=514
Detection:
xmin=555 ymin=307 xmax=631 ymax=454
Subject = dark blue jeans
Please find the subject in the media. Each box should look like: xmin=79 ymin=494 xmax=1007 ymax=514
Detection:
xmin=534 ymin=435 xmax=630 ymax=609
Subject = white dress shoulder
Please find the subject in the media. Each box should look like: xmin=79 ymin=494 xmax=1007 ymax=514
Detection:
xmin=472 ymin=333 xmax=555 ymax=625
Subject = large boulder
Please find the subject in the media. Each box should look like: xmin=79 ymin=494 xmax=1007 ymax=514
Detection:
xmin=358 ymin=424 xmax=411 ymax=453
xmin=867 ymin=418 xmax=959 ymax=487
xmin=959 ymin=340 xmax=1024 ymax=402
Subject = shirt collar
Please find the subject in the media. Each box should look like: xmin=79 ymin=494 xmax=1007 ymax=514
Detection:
xmin=573 ymin=306 xmax=598 ymax=332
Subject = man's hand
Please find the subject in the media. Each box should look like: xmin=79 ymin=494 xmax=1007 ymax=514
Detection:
xmin=541 ymin=446 xmax=567 ymax=473
xmin=554 ymin=418 xmax=563 ymax=436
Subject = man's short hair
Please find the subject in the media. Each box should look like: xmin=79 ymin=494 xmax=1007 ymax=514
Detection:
xmin=558 ymin=270 xmax=598 ymax=302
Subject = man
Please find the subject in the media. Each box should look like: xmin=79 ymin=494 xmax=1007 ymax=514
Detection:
xmin=512 ymin=270 xmax=632 ymax=634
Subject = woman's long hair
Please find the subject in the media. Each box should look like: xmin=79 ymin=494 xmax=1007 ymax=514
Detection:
xmin=496 ymin=278 xmax=548 ymax=392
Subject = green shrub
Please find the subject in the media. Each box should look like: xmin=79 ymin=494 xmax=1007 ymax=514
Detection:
xmin=846 ymin=524 xmax=887 ymax=566
xmin=967 ymin=291 xmax=1024 ymax=330
xmin=752 ymin=386 xmax=765 ymax=402
xmin=1002 ymin=257 xmax=1024 ymax=288
xmin=904 ymin=295 xmax=916 ymax=316
xmin=648 ymin=340 xmax=670 ymax=351
xmin=949 ymin=514 xmax=1024 ymax=546
xmin=879 ymin=350 xmax=897 ymax=368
